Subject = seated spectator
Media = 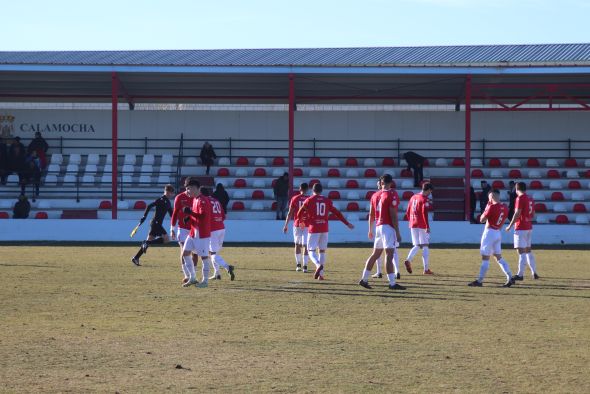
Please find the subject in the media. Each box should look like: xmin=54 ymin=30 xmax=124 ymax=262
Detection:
xmin=13 ymin=194 xmax=30 ymax=219
xmin=27 ymin=131 xmax=49 ymax=170
xmin=0 ymin=140 xmax=7 ymax=185
xmin=199 ymin=141 xmax=217 ymax=175
xmin=20 ymin=152 xmax=41 ymax=200
xmin=213 ymin=183 xmax=230 ymax=213
xmin=8 ymin=137 xmax=26 ymax=178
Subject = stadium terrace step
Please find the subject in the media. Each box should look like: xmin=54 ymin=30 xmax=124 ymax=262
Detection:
xmin=432 ymin=189 xmax=465 ymax=199
xmin=60 ymin=209 xmax=98 ymax=219
xmin=431 ymin=177 xmax=465 ymax=221
xmin=430 ymin=177 xmax=465 ymax=188
xmin=434 ymin=212 xmax=465 ymax=221
xmin=179 ymin=176 xmax=215 ymax=187
xmin=434 ymin=200 xmax=465 ymax=211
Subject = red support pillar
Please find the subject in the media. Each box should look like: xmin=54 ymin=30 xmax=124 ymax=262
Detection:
xmin=464 ymin=75 xmax=472 ymax=222
xmin=288 ymin=73 xmax=295 ymax=196
xmin=111 ymin=72 xmax=119 ymax=219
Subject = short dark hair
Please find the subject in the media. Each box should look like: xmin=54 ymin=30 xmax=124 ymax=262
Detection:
xmin=516 ymin=182 xmax=526 ymax=192
xmin=200 ymin=187 xmax=211 ymax=196
xmin=491 ymin=188 xmax=500 ymax=195
xmin=300 ymin=182 xmax=309 ymax=191
xmin=164 ymin=184 xmax=175 ymax=193
xmin=381 ymin=173 xmax=393 ymax=185
xmin=184 ymin=177 xmax=200 ymax=188
xmin=312 ymin=182 xmax=323 ymax=193
xmin=422 ymin=182 xmax=434 ymax=192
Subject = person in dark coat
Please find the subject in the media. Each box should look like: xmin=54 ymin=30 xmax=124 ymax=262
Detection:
xmin=470 ymin=186 xmax=477 ymax=223
xmin=0 ymin=140 xmax=7 ymax=185
xmin=403 ymin=151 xmax=426 ymax=187
xmin=212 ymin=183 xmax=230 ymax=214
xmin=507 ymin=180 xmax=517 ymax=220
xmin=8 ymin=138 xmax=26 ymax=178
xmin=479 ymin=180 xmax=491 ymax=215
xmin=20 ymin=151 xmax=42 ymax=199
xmin=13 ymin=194 xmax=31 ymax=219
xmin=27 ymin=131 xmax=49 ymax=169
xmin=273 ymin=172 xmax=289 ymax=220
xmin=199 ymin=141 xmax=217 ymax=175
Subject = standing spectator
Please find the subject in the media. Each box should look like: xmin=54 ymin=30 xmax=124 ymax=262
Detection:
xmin=507 ymin=180 xmax=517 ymax=221
xmin=0 ymin=140 xmax=7 ymax=185
xmin=27 ymin=131 xmax=49 ymax=170
xmin=212 ymin=183 xmax=230 ymax=214
xmin=199 ymin=141 xmax=217 ymax=175
xmin=8 ymin=137 xmax=26 ymax=180
xmin=20 ymin=151 xmax=41 ymax=200
xmin=13 ymin=194 xmax=31 ymax=219
xmin=470 ymin=186 xmax=477 ymax=223
xmin=273 ymin=172 xmax=289 ymax=220
xmin=403 ymin=151 xmax=426 ymax=187
xmin=479 ymin=180 xmax=491 ymax=215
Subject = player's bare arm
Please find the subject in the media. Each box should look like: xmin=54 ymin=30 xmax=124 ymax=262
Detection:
xmin=368 ymin=205 xmax=375 ymax=240
xmin=390 ymin=205 xmax=402 ymax=243
xmin=283 ymin=207 xmax=294 ymax=233
xmin=506 ymin=209 xmax=521 ymax=231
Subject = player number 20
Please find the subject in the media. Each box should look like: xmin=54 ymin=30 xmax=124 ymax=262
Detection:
xmin=212 ymin=201 xmax=222 ymax=214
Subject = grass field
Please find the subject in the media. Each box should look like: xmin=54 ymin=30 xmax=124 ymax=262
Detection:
xmin=0 ymin=244 xmax=589 ymax=393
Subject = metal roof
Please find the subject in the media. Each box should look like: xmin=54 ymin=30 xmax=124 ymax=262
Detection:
xmin=1 ymin=44 xmax=590 ymax=68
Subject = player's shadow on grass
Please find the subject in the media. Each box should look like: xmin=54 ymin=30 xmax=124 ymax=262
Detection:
xmin=411 ymin=279 xmax=590 ymax=293
xmin=0 ymin=263 xmax=58 ymax=268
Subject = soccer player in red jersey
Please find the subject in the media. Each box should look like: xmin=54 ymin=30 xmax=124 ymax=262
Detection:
xmin=170 ymin=185 xmax=199 ymax=284
xmin=201 ymin=187 xmax=235 ymax=281
xmin=404 ymin=182 xmax=434 ymax=275
xmin=296 ymin=182 xmax=354 ymax=280
xmin=505 ymin=182 xmax=539 ymax=281
xmin=468 ymin=189 xmax=514 ymax=287
xmin=182 ymin=177 xmax=213 ymax=288
xmin=283 ymin=182 xmax=310 ymax=272
xmin=359 ymin=174 xmax=405 ymax=290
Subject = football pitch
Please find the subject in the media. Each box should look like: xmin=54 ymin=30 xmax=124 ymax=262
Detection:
xmin=1 ymin=244 xmax=589 ymax=393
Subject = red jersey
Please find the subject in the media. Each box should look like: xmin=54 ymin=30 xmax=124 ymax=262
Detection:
xmin=289 ymin=193 xmax=309 ymax=227
xmin=189 ymin=195 xmax=212 ymax=239
xmin=208 ymin=196 xmax=225 ymax=232
xmin=483 ymin=202 xmax=508 ymax=230
xmin=515 ymin=193 xmax=534 ymax=230
xmin=371 ymin=189 xmax=399 ymax=227
xmin=406 ymin=193 xmax=432 ymax=229
xmin=171 ymin=192 xmax=194 ymax=230
xmin=297 ymin=194 xmax=349 ymax=234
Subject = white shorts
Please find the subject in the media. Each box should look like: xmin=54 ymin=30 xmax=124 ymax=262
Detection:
xmin=410 ymin=228 xmax=430 ymax=246
xmin=307 ymin=232 xmax=328 ymax=251
xmin=293 ymin=226 xmax=308 ymax=246
xmin=514 ymin=230 xmax=532 ymax=249
xmin=374 ymin=225 xmax=396 ymax=249
xmin=480 ymin=228 xmax=502 ymax=256
xmin=183 ymin=236 xmax=210 ymax=257
xmin=177 ymin=228 xmax=190 ymax=244
xmin=210 ymin=229 xmax=225 ymax=253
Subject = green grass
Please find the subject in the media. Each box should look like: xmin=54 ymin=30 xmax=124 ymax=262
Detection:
xmin=0 ymin=245 xmax=589 ymax=393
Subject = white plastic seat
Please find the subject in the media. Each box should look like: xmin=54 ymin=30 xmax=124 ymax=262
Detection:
xmin=44 ymin=174 xmax=57 ymax=186
xmin=235 ymin=168 xmax=248 ymax=177
xmin=124 ymin=154 xmax=136 ymax=165
xmin=575 ymin=215 xmax=589 ymax=224
xmin=549 ymin=181 xmax=563 ymax=190
xmin=346 ymin=213 xmax=360 ymax=222
xmin=63 ymin=174 xmax=76 ymax=184
xmin=365 ymin=202 xmax=371 ymax=211
xmin=327 ymin=158 xmax=340 ymax=167
xmin=184 ymin=157 xmax=197 ymax=166
xmin=68 ymin=154 xmax=82 ymax=165
xmin=435 ymin=158 xmax=448 ymax=167
xmin=251 ymin=201 xmax=264 ymax=211
xmin=159 ymin=164 xmax=172 ymax=173
xmin=157 ymin=175 xmax=171 ymax=184
xmin=508 ymin=158 xmax=521 ymax=167
xmin=399 ymin=201 xmax=408 ymax=211
xmin=252 ymin=179 xmax=266 ymax=188
xmin=363 ymin=158 xmax=377 ymax=167
xmin=86 ymin=154 xmax=100 ymax=165
xmin=216 ymin=179 xmax=228 ymax=188
xmin=346 ymin=191 xmax=360 ymax=200
xmin=365 ymin=180 xmax=377 ymax=189
xmin=142 ymin=154 xmax=155 ymax=165
xmin=331 ymin=201 xmax=341 ymax=210
xmin=545 ymin=158 xmax=559 ymax=167
xmin=566 ymin=170 xmax=579 ymax=179
xmin=47 ymin=164 xmax=60 ymax=174
xmin=571 ymin=192 xmax=585 ymax=201
xmin=536 ymin=215 xmax=549 ymax=224
xmin=471 ymin=158 xmax=483 ymax=167
xmin=327 ymin=179 xmax=341 ymax=189
xmin=122 ymin=164 xmax=134 ymax=174
xmin=140 ymin=164 xmax=153 ymax=174
xmin=585 ymin=159 xmax=590 ymax=167
xmin=528 ymin=169 xmax=542 ymax=179
xmin=38 ymin=201 xmax=51 ymax=209
xmin=82 ymin=175 xmax=95 ymax=185
xmin=103 ymin=164 xmax=112 ymax=174
xmin=254 ymin=157 xmax=267 ymax=166
xmin=345 ymin=169 xmax=359 ymax=178
xmin=85 ymin=164 xmax=97 ymax=174
xmin=233 ymin=190 xmax=246 ymax=199
xmin=106 ymin=154 xmax=112 ymax=164
xmin=218 ymin=157 xmax=230 ymax=166
xmin=139 ymin=175 xmax=151 ymax=185
xmin=472 ymin=180 xmax=481 ymax=188
xmin=401 ymin=180 xmax=414 ymax=189
xmin=309 ymin=168 xmax=322 ymax=177
xmin=490 ymin=169 xmax=503 ymax=178
xmin=161 ymin=154 xmax=174 ymax=166
xmin=117 ymin=201 xmax=129 ymax=210
xmin=272 ymin=168 xmax=286 ymax=177
xmin=0 ymin=200 xmax=12 ymax=209
xmin=293 ymin=158 xmax=304 ymax=166
xmin=553 ymin=203 xmax=567 ymax=212
xmin=50 ymin=153 xmax=63 ymax=165
xmin=532 ymin=191 xmax=546 ymax=201
xmin=66 ymin=164 xmax=79 ymax=174
xmin=122 ymin=175 xmax=132 ymax=184
xmin=101 ymin=174 xmax=111 ymax=184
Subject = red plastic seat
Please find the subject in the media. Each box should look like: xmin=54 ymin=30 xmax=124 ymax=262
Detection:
xmin=382 ymin=158 xmax=395 ymax=166
xmin=0 ymin=212 xmax=9 ymax=219
xmin=345 ymin=157 xmax=358 ymax=167
xmin=346 ymin=202 xmax=360 ymax=211
xmin=564 ymin=158 xmax=578 ymax=167
xmin=234 ymin=179 xmax=247 ymax=188
xmin=271 ymin=201 xmax=277 ymax=211
xmin=309 ymin=179 xmax=320 ymax=187
xmin=508 ymin=169 xmax=522 ymax=178
xmin=35 ymin=212 xmax=48 ymax=219
xmin=133 ymin=201 xmax=146 ymax=210
xmin=272 ymin=157 xmax=285 ymax=166
xmin=98 ymin=200 xmax=112 ymax=209
xmin=328 ymin=168 xmax=341 ymax=177
xmin=328 ymin=191 xmax=341 ymax=200
xmin=568 ymin=180 xmax=581 ymax=189
xmin=252 ymin=190 xmax=265 ymax=200
xmin=547 ymin=170 xmax=560 ymax=179
xmin=253 ymin=168 xmax=266 ymax=177
xmin=217 ymin=168 xmax=230 ymax=176
xmin=423 ymin=158 xmax=430 ymax=167
xmin=489 ymin=158 xmax=501 ymax=167
xmin=365 ymin=191 xmax=375 ymax=200
xmin=390 ymin=180 xmax=397 ymax=188
xmin=584 ymin=170 xmax=590 ymax=179
xmin=236 ymin=157 xmax=249 ymax=166
xmin=534 ymin=203 xmax=547 ymax=213
xmin=551 ymin=192 xmax=565 ymax=201
xmin=402 ymin=191 xmax=414 ymax=200
xmin=364 ymin=168 xmax=377 ymax=177
xmin=471 ymin=169 xmax=484 ymax=178
xmin=271 ymin=179 xmax=277 ymax=188
xmin=492 ymin=180 xmax=505 ymax=189
xmin=345 ymin=180 xmax=359 ymax=188
xmin=293 ymin=168 xmax=303 ymax=177
xmin=309 ymin=157 xmax=322 ymax=166
xmin=231 ymin=201 xmax=245 ymax=211
xmin=452 ymin=158 xmax=465 ymax=166
xmin=527 ymin=158 xmax=540 ymax=167
xmin=573 ymin=203 xmax=587 ymax=213
xmin=530 ymin=180 xmax=544 ymax=190
xmin=555 ymin=214 xmax=569 ymax=224
xmin=400 ymin=169 xmax=413 ymax=178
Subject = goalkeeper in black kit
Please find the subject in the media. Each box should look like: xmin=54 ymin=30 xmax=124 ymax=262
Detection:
xmin=131 ymin=184 xmax=175 ymax=266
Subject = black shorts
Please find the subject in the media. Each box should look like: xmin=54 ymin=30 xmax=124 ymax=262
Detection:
xmin=149 ymin=221 xmax=167 ymax=237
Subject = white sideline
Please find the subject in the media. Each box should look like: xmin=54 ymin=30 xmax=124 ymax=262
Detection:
xmin=0 ymin=220 xmax=588 ymax=244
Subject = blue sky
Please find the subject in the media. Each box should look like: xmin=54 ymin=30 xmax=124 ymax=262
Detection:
xmin=2 ymin=0 xmax=589 ymax=50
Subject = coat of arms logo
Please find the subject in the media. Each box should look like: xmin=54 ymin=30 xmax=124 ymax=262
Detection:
xmin=0 ymin=114 xmax=15 ymax=139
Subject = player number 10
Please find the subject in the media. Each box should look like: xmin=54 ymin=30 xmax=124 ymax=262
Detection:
xmin=316 ymin=202 xmax=326 ymax=216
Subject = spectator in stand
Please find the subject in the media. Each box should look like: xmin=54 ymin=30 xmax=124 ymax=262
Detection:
xmin=403 ymin=151 xmax=426 ymax=187
xmin=479 ymin=180 xmax=491 ymax=216
xmin=20 ymin=151 xmax=41 ymax=200
xmin=8 ymin=137 xmax=26 ymax=180
xmin=0 ymin=140 xmax=7 ymax=185
xmin=273 ymin=172 xmax=289 ymax=220
xmin=27 ymin=131 xmax=49 ymax=170
xmin=470 ymin=186 xmax=477 ymax=223
xmin=13 ymin=194 xmax=30 ymax=219
xmin=507 ymin=180 xmax=517 ymax=221
xmin=213 ymin=183 xmax=230 ymax=214
xmin=199 ymin=141 xmax=217 ymax=175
